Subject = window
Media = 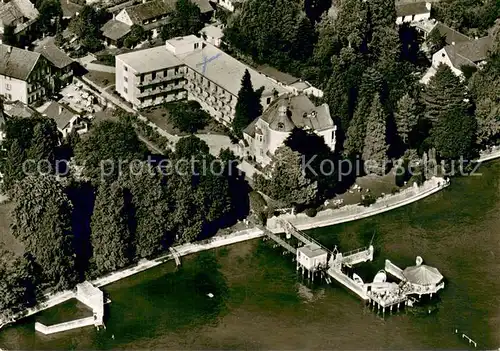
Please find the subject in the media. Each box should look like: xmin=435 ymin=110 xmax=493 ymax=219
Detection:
xmin=174 ymin=67 xmax=179 ymax=74
xmin=152 ymin=72 xmax=156 ymax=80
xmin=140 ymin=74 xmax=145 ymax=83
xmin=194 ymin=42 xmax=199 ymax=49
xmin=124 ymin=76 xmax=128 ymax=83
xmin=266 ymin=97 xmax=271 ymax=104
xmin=5 ymin=83 xmax=11 ymax=90
xmin=164 ymin=69 xmax=168 ymax=77
xmin=124 ymin=87 xmax=128 ymax=94
xmin=124 ymin=65 xmax=128 ymax=72
xmin=5 ymin=93 xmax=11 ymax=101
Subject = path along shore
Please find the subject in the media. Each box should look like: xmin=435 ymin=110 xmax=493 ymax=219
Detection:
xmin=0 ymin=175 xmax=452 ymax=330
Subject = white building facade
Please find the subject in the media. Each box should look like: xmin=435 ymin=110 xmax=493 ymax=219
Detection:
xmin=243 ymin=94 xmax=337 ymax=166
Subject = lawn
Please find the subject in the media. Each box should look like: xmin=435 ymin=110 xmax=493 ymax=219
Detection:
xmin=0 ymin=202 xmax=24 ymax=256
xmin=142 ymin=105 xmax=230 ymax=136
xmin=84 ymin=70 xmax=116 ymax=89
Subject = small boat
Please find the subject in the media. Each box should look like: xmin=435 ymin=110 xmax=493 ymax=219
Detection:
xmin=352 ymin=273 xmax=364 ymax=285
xmin=373 ymin=270 xmax=387 ymax=283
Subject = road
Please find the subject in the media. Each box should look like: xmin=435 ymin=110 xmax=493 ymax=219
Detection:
xmin=80 ymin=76 xmax=261 ymax=180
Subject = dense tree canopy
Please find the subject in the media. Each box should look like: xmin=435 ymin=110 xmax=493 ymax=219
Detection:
xmin=90 ymin=181 xmax=132 ymax=275
xmin=161 ymin=0 xmax=203 ymax=40
xmin=422 ymin=64 xmax=468 ymax=123
xmin=168 ymin=101 xmax=210 ymax=133
xmin=254 ymin=146 xmax=318 ymax=208
xmin=74 ymin=120 xmax=147 ymax=182
xmin=11 ymin=176 xmax=77 ymax=290
xmin=224 ymin=0 xmax=315 ymax=71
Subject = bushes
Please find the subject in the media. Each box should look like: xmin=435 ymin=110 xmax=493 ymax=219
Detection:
xmin=135 ymin=119 xmax=171 ymax=151
xmin=305 ymin=207 xmax=317 ymax=217
xmin=360 ymin=193 xmax=377 ymax=207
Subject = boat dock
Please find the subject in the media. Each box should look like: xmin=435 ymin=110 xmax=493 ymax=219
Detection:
xmin=264 ymin=220 xmax=374 ymax=299
xmin=264 ymin=221 xmax=445 ymax=314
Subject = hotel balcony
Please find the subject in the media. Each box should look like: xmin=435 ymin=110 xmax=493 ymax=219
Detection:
xmin=137 ymin=83 xmax=185 ymax=98
xmin=136 ymin=73 xmax=185 ymax=87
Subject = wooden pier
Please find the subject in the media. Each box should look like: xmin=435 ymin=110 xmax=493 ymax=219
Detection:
xmin=264 ymin=230 xmax=297 ymax=255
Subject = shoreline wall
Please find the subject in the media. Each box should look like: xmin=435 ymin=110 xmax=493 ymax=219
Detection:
xmin=267 ymin=177 xmax=449 ymax=233
xmin=0 ymin=177 xmax=453 ymax=331
xmin=34 ymin=317 xmax=95 ymax=335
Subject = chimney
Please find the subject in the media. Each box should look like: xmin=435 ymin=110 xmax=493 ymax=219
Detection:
xmin=425 ymin=2 xmax=431 ymax=11
xmin=25 ymin=46 xmax=29 ymax=50
xmin=475 ymin=36 xmax=478 ymax=40
xmin=59 ymin=105 xmax=64 ymax=115
xmin=7 ymin=46 xmax=12 ymax=53
xmin=452 ymin=41 xmax=455 ymax=45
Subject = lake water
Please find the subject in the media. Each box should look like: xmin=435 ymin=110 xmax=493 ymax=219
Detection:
xmin=1 ymin=160 xmax=499 ymax=350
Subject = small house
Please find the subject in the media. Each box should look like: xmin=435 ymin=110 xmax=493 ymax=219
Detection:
xmin=297 ymin=243 xmax=328 ymax=272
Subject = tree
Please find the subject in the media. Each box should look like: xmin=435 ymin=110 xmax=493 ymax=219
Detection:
xmin=370 ymin=26 xmax=401 ymax=75
xmin=168 ymin=101 xmax=210 ymax=133
xmin=254 ymin=146 xmax=318 ymax=208
xmin=124 ymin=24 xmax=147 ymax=48
xmin=175 ymin=134 xmax=210 ymax=159
xmin=74 ymin=120 xmax=147 ymax=182
xmin=10 ymin=176 xmax=76 ymax=290
xmin=38 ymin=0 xmax=63 ymax=34
xmin=394 ymin=93 xmax=419 ymax=145
xmin=0 ymin=252 xmax=38 ymax=316
xmin=231 ymin=70 xmax=263 ymax=137
xmin=285 ymin=128 xmax=339 ymax=201
xmin=90 ymin=181 xmax=132 ymax=275
xmin=2 ymin=140 xmax=25 ymax=192
xmin=335 ymin=0 xmax=369 ymax=49
xmin=69 ymin=6 xmax=109 ymax=52
xmin=290 ymin=15 xmax=316 ymax=61
xmin=427 ymin=28 xmax=447 ymax=54
xmin=362 ymin=94 xmax=388 ymax=175
xmin=369 ymin=0 xmax=396 ymax=29
xmin=344 ymin=97 xmax=369 ymax=156
xmin=26 ymin=121 xmax=60 ymax=174
xmin=304 ymin=0 xmax=332 ymax=23
xmin=2 ymin=25 xmax=16 ymax=46
xmin=475 ymin=98 xmax=500 ymax=146
xmin=122 ymin=165 xmax=172 ymax=258
xmin=161 ymin=0 xmax=203 ymax=39
xmin=224 ymin=0 xmax=315 ymax=69
xmin=422 ymin=64 xmax=468 ymax=123
xmin=431 ymin=107 xmax=477 ymax=160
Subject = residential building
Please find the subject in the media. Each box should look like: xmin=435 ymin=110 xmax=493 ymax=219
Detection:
xmin=115 ymin=45 xmax=188 ymax=108
xmin=0 ymin=44 xmax=51 ymax=105
xmin=101 ymin=19 xmax=132 ymax=47
xmin=395 ymin=1 xmax=431 ymax=24
xmin=191 ymin=0 xmax=214 ymax=20
xmin=432 ymin=36 xmax=493 ymax=77
xmin=34 ymin=37 xmax=75 ymax=90
xmin=199 ymin=24 xmax=223 ymax=48
xmin=114 ymin=0 xmax=175 ymax=38
xmin=3 ymin=99 xmax=37 ymax=118
xmin=243 ymin=94 xmax=337 ymax=166
xmin=216 ymin=0 xmax=244 ymax=12
xmin=0 ymin=0 xmax=38 ymax=43
xmin=115 ymin=35 xmax=287 ymax=126
xmin=37 ymin=101 xmax=88 ymax=137
xmin=257 ymin=65 xmax=323 ymax=98
xmin=61 ymin=0 xmax=83 ymax=19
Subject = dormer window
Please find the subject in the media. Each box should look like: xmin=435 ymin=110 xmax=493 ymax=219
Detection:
xmin=277 ymin=122 xmax=285 ymax=130
xmin=194 ymin=42 xmax=200 ymax=49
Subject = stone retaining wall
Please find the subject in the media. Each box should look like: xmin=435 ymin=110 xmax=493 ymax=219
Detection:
xmin=34 ymin=316 xmax=95 ymax=335
xmin=268 ymin=177 xmax=449 ymax=233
